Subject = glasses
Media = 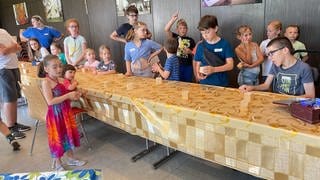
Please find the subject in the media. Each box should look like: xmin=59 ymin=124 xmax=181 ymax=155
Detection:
xmin=128 ymin=14 xmax=138 ymax=17
xmin=267 ymin=46 xmax=285 ymax=57
xmin=69 ymin=25 xmax=78 ymax=28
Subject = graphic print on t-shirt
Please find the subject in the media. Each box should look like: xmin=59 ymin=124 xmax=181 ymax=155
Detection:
xmin=177 ymin=37 xmax=191 ymax=58
xmin=276 ymin=72 xmax=298 ymax=95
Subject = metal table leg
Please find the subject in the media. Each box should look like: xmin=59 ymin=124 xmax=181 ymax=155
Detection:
xmin=131 ymin=139 xmax=159 ymax=162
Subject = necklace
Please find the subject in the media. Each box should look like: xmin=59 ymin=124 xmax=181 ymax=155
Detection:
xmin=47 ymin=76 xmax=59 ymax=83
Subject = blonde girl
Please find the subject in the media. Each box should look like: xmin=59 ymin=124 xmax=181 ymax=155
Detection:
xmin=235 ymin=25 xmax=263 ymax=86
xmin=124 ymin=21 xmax=162 ymax=77
xmin=260 ymin=20 xmax=282 ymax=82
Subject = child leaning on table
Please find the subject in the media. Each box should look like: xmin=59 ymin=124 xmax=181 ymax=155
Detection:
xmin=62 ymin=64 xmax=78 ymax=92
xmin=239 ymin=37 xmax=315 ymax=98
xmin=96 ymin=45 xmax=116 ymax=75
xmin=124 ymin=21 xmax=162 ymax=77
xmin=152 ymin=38 xmax=180 ymax=81
xmin=83 ymin=48 xmax=99 ymax=70
xmin=41 ymin=55 xmax=86 ymax=171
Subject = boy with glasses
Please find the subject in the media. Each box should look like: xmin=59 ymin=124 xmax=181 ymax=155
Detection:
xmin=110 ymin=5 xmax=139 ymax=43
xmin=239 ymin=37 xmax=315 ymax=98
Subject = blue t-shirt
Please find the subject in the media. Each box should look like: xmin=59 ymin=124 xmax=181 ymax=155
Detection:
xmin=194 ymin=38 xmax=234 ymax=87
xmin=124 ymin=39 xmax=161 ymax=63
xmin=164 ymin=55 xmax=180 ymax=81
xmin=22 ymin=26 xmax=61 ymax=49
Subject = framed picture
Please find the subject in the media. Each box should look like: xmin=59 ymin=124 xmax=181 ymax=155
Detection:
xmin=13 ymin=2 xmax=29 ymax=25
xmin=42 ymin=0 xmax=64 ymax=22
xmin=202 ymin=0 xmax=262 ymax=7
xmin=116 ymin=0 xmax=151 ymax=16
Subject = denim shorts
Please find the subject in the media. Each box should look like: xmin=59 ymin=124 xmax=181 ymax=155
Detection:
xmin=237 ymin=69 xmax=259 ymax=86
xmin=0 ymin=68 xmax=21 ymax=102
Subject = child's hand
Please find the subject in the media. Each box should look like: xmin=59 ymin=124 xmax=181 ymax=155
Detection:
xmin=72 ymin=80 xmax=78 ymax=86
xmin=92 ymin=69 xmax=98 ymax=75
xmin=125 ymin=71 xmax=133 ymax=76
xmin=197 ymin=72 xmax=207 ymax=80
xmin=171 ymin=11 xmax=179 ymax=21
xmin=68 ymin=91 xmax=81 ymax=100
xmin=152 ymin=63 xmax=160 ymax=72
xmin=183 ymin=47 xmax=192 ymax=55
xmin=239 ymin=85 xmax=253 ymax=93
xmin=237 ymin=62 xmax=244 ymax=69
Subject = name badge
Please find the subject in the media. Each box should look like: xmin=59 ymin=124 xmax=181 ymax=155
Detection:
xmin=44 ymin=33 xmax=49 ymax=36
xmin=214 ymin=48 xmax=222 ymax=52
xmin=129 ymin=48 xmax=136 ymax=52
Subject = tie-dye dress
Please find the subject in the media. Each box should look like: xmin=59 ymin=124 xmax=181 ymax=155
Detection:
xmin=46 ymin=82 xmax=80 ymax=158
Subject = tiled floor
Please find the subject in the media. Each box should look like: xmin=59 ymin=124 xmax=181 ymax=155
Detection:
xmin=0 ymin=106 xmax=261 ymax=179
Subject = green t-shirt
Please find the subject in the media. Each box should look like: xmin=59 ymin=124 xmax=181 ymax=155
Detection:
xmin=58 ymin=53 xmax=67 ymax=65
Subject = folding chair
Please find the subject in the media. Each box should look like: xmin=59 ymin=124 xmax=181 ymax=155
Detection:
xmin=19 ymin=78 xmax=47 ymax=155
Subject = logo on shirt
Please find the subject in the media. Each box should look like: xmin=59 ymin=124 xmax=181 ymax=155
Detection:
xmin=44 ymin=33 xmax=49 ymax=36
xmin=276 ymin=73 xmax=297 ymax=95
xmin=129 ymin=48 xmax=136 ymax=53
xmin=214 ymin=48 xmax=223 ymax=52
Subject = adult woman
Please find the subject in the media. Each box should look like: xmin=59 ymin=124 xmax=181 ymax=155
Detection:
xmin=20 ymin=15 xmax=62 ymax=50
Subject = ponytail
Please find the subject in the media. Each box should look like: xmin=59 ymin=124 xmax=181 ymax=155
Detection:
xmin=125 ymin=21 xmax=147 ymax=42
xmin=125 ymin=28 xmax=135 ymax=42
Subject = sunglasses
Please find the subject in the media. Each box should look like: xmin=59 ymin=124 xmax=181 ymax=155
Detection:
xmin=267 ymin=46 xmax=285 ymax=57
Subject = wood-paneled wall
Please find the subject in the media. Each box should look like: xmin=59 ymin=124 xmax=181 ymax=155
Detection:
xmin=1 ymin=0 xmax=320 ymax=87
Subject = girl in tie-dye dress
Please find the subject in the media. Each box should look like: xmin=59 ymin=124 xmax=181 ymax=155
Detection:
xmin=41 ymin=54 xmax=86 ymax=171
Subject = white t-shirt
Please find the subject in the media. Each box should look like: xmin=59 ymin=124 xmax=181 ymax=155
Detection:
xmin=260 ymin=39 xmax=271 ymax=76
xmin=0 ymin=29 xmax=18 ymax=69
xmin=64 ymin=35 xmax=86 ymax=65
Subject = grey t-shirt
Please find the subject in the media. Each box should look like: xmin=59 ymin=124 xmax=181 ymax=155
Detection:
xmin=269 ymin=60 xmax=313 ymax=96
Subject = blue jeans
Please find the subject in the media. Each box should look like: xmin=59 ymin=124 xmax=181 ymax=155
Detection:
xmin=237 ymin=70 xmax=259 ymax=86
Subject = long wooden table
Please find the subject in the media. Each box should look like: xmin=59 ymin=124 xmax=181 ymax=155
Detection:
xmin=20 ymin=62 xmax=320 ymax=180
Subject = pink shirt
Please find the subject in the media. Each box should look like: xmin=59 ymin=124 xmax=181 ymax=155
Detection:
xmin=84 ymin=60 xmax=100 ymax=69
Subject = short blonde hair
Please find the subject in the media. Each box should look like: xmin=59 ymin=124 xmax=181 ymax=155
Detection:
xmin=85 ymin=48 xmax=95 ymax=54
xmin=176 ymin=19 xmax=188 ymax=29
xmin=99 ymin=45 xmax=110 ymax=53
xmin=268 ymin=20 xmax=282 ymax=31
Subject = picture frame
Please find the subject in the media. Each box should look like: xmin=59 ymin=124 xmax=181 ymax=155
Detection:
xmin=13 ymin=2 xmax=29 ymax=25
xmin=42 ymin=0 xmax=64 ymax=22
xmin=202 ymin=0 xmax=262 ymax=7
xmin=116 ymin=0 xmax=151 ymax=16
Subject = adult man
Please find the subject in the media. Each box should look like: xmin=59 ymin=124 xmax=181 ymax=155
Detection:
xmin=0 ymin=28 xmax=31 ymax=139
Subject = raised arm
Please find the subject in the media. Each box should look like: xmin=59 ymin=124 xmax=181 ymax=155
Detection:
xmin=164 ymin=11 xmax=179 ymax=38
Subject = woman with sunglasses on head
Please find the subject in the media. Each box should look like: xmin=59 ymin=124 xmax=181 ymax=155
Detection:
xmin=20 ymin=15 xmax=62 ymax=51
xmin=239 ymin=37 xmax=315 ymax=98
